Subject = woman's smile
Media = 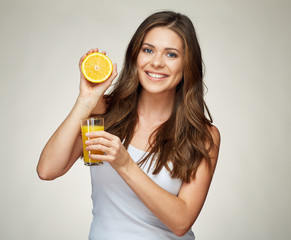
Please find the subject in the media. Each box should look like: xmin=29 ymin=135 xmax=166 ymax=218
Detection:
xmin=145 ymin=71 xmax=169 ymax=80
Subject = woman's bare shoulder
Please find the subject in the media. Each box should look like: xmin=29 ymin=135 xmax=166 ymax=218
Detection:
xmin=207 ymin=124 xmax=221 ymax=168
xmin=208 ymin=124 xmax=221 ymax=146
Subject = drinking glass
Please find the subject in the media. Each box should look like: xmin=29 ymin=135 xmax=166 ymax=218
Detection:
xmin=81 ymin=117 xmax=104 ymax=166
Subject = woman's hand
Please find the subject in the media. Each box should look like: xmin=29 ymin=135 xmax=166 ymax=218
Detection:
xmin=78 ymin=48 xmax=118 ymax=107
xmin=85 ymin=131 xmax=132 ymax=171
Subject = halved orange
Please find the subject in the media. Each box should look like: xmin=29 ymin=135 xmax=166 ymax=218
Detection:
xmin=81 ymin=52 xmax=113 ymax=83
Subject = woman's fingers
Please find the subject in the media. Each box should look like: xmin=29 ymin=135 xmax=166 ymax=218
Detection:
xmin=86 ymin=131 xmax=117 ymax=140
xmin=79 ymin=53 xmax=86 ymax=69
xmin=89 ymin=48 xmax=97 ymax=54
xmin=88 ymin=153 xmax=108 ymax=161
xmin=86 ymin=141 xmax=118 ymax=162
xmin=110 ymin=63 xmax=118 ymax=81
xmin=86 ymin=143 xmax=110 ymax=155
xmin=85 ymin=131 xmax=121 ymax=155
xmin=85 ymin=131 xmax=124 ymax=164
xmin=85 ymin=136 xmax=111 ymax=148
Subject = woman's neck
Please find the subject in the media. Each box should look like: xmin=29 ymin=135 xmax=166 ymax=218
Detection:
xmin=137 ymin=89 xmax=175 ymax=123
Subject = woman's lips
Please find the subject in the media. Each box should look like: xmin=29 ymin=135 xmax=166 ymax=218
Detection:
xmin=146 ymin=71 xmax=169 ymax=79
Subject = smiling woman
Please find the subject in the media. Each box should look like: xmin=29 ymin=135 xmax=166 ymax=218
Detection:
xmin=37 ymin=10 xmax=220 ymax=240
xmin=137 ymin=27 xmax=184 ymax=95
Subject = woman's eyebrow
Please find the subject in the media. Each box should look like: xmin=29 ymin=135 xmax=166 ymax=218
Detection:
xmin=142 ymin=43 xmax=182 ymax=54
xmin=142 ymin=43 xmax=155 ymax=48
xmin=165 ymin=47 xmax=182 ymax=53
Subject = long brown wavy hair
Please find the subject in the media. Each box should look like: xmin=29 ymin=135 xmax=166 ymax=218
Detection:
xmin=103 ymin=11 xmax=214 ymax=183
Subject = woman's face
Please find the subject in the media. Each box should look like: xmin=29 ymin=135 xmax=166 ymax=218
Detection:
xmin=136 ymin=27 xmax=184 ymax=96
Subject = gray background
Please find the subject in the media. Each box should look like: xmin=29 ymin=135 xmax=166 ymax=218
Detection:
xmin=0 ymin=0 xmax=290 ymax=239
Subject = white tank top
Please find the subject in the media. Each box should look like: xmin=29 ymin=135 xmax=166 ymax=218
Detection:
xmin=89 ymin=144 xmax=195 ymax=240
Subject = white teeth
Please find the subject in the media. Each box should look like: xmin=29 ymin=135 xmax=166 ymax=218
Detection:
xmin=147 ymin=72 xmax=166 ymax=78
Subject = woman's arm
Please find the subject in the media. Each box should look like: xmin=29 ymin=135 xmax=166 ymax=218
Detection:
xmin=37 ymin=48 xmax=117 ymax=180
xmin=85 ymin=125 xmax=220 ymax=236
xmin=37 ymin=98 xmax=99 ymax=180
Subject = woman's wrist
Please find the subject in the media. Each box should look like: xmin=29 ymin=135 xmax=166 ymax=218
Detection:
xmin=116 ymin=156 xmax=139 ymax=181
xmin=73 ymin=96 xmax=99 ymax=118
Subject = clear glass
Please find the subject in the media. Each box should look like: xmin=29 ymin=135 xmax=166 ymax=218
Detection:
xmin=80 ymin=117 xmax=104 ymax=166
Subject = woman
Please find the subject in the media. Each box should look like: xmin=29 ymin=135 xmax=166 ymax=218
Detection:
xmin=37 ymin=11 xmax=220 ymax=239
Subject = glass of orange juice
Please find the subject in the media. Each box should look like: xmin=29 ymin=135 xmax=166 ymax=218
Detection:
xmin=81 ymin=117 xmax=104 ymax=166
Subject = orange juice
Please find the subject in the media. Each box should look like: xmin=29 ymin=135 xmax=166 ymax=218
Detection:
xmin=81 ymin=125 xmax=104 ymax=165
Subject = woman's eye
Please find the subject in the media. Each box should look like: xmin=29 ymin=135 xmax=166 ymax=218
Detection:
xmin=167 ymin=52 xmax=177 ymax=58
xmin=143 ymin=48 xmax=153 ymax=54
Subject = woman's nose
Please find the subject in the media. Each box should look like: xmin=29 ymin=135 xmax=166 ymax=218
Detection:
xmin=151 ymin=53 xmax=165 ymax=68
